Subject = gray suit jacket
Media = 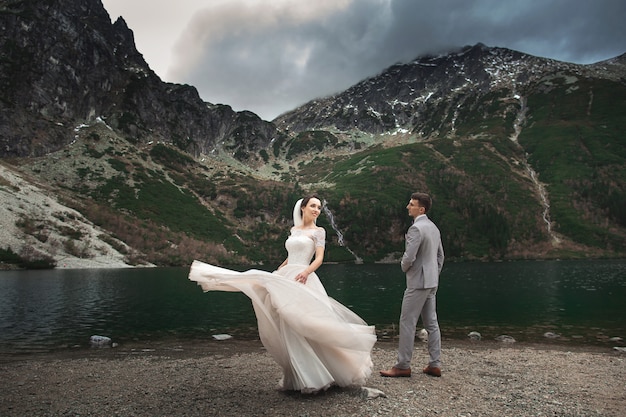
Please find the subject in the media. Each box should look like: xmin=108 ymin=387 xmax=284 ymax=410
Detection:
xmin=401 ymin=214 xmax=444 ymax=289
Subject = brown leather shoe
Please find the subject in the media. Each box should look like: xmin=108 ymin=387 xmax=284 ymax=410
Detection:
xmin=379 ymin=366 xmax=411 ymax=377
xmin=422 ymin=365 xmax=442 ymax=377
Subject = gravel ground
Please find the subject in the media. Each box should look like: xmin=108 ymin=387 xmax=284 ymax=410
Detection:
xmin=1 ymin=339 xmax=624 ymax=416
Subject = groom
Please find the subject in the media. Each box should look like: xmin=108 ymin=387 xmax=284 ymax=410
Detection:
xmin=380 ymin=192 xmax=445 ymax=378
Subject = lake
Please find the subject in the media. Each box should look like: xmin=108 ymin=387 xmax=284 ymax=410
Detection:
xmin=0 ymin=259 xmax=625 ymax=354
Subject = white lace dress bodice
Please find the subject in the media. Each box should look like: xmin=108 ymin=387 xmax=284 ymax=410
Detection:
xmin=278 ymin=227 xmax=328 ymax=295
xmin=284 ymin=227 xmax=324 ymax=266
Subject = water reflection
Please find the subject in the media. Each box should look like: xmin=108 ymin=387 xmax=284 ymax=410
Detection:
xmin=436 ymin=260 xmax=626 ymax=342
xmin=0 ymin=259 xmax=624 ymax=353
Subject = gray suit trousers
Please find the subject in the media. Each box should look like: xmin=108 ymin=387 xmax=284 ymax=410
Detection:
xmin=395 ymin=286 xmax=441 ymax=369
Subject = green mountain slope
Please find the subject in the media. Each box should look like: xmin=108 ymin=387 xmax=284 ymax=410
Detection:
xmin=4 ymin=70 xmax=624 ymax=267
xmin=3 ymin=52 xmax=625 ymax=268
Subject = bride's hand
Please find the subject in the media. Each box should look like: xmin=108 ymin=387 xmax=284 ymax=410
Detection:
xmin=295 ymin=272 xmax=308 ymax=284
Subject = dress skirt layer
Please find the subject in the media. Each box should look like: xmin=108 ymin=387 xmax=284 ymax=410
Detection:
xmin=189 ymin=260 xmax=376 ymax=393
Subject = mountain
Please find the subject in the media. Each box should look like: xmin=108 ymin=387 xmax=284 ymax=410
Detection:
xmin=271 ymin=44 xmax=626 ymax=261
xmin=0 ymin=0 xmax=279 ymax=161
xmin=1 ymin=0 xmax=625 ymax=269
xmin=274 ymin=44 xmax=626 ymax=135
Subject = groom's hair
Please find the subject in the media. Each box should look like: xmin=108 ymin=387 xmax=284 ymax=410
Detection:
xmin=411 ymin=192 xmax=432 ymax=213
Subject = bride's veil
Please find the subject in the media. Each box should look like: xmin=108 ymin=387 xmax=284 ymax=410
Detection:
xmin=293 ymin=198 xmax=303 ymax=227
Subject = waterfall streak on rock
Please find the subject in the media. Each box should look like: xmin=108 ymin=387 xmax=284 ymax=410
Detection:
xmin=510 ymin=94 xmax=560 ymax=245
xmin=322 ymin=200 xmax=363 ymax=263
xmin=525 ymin=161 xmax=559 ymax=244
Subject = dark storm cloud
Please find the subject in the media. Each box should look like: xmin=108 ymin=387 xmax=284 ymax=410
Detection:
xmin=168 ymin=0 xmax=626 ymax=120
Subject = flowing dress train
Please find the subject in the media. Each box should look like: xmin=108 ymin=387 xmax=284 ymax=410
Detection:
xmin=188 ymin=228 xmax=376 ymax=393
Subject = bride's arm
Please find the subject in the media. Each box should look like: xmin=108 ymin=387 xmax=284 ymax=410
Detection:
xmin=295 ymin=246 xmax=324 ymax=283
xmin=277 ymin=228 xmax=294 ymax=270
xmin=277 ymin=258 xmax=288 ymax=270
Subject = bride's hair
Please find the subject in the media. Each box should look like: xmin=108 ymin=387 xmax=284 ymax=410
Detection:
xmin=300 ymin=194 xmax=321 ymax=212
xmin=293 ymin=194 xmax=322 ymax=227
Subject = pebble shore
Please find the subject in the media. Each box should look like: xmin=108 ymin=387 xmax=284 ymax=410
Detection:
xmin=1 ymin=339 xmax=624 ymax=416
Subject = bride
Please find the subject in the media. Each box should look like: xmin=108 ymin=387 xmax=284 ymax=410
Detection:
xmin=188 ymin=195 xmax=376 ymax=393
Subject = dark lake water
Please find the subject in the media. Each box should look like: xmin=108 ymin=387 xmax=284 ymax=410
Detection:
xmin=1 ymin=259 xmax=625 ymax=354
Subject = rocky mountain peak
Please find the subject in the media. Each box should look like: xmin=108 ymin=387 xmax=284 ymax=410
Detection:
xmin=273 ymin=43 xmax=625 ymax=136
xmin=0 ymin=0 xmax=278 ymax=159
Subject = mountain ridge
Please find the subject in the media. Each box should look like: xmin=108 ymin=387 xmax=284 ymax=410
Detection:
xmin=1 ymin=0 xmax=625 ymax=268
xmin=0 ymin=0 xmax=279 ymax=161
xmin=274 ymin=43 xmax=626 ymax=135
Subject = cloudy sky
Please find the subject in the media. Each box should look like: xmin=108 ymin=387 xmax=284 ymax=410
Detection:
xmin=101 ymin=0 xmax=625 ymax=121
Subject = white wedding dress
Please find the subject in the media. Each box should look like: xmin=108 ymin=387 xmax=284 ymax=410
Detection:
xmin=188 ymin=227 xmax=376 ymax=393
